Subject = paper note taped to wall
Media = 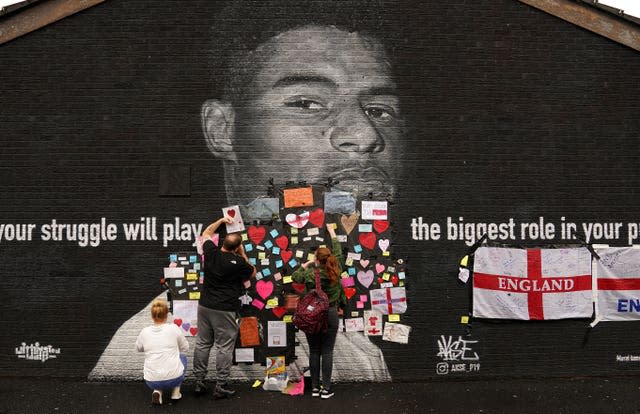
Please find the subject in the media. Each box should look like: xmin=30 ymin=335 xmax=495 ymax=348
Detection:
xmin=283 ymin=187 xmax=314 ymax=208
xmin=361 ymin=201 xmax=388 ymax=220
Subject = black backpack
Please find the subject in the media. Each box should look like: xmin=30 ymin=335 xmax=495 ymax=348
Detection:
xmin=293 ymin=268 xmax=329 ymax=334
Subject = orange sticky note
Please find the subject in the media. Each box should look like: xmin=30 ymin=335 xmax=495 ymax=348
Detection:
xmin=283 ymin=187 xmax=314 ymax=208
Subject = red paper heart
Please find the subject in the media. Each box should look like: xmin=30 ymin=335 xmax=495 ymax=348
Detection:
xmin=272 ymin=306 xmax=287 ymax=319
xmin=173 ymin=318 xmax=182 ymax=327
xmin=281 ymin=249 xmax=293 ymax=263
xmin=227 ymin=209 xmax=236 ymax=218
xmin=359 ymin=232 xmax=377 ymax=250
xmin=373 ymin=220 xmax=389 ymax=234
xmin=309 ymin=208 xmax=325 ymax=227
xmin=344 ymin=287 xmax=357 ymax=299
xmin=189 ymin=327 xmax=198 ymax=336
xmin=292 ymin=283 xmax=306 ymax=294
xmin=377 ymin=277 xmax=385 ymax=285
xmin=247 ymin=225 xmax=266 ymax=245
xmin=275 ymin=235 xmax=289 ymax=250
xmin=391 ymin=275 xmax=399 ymax=285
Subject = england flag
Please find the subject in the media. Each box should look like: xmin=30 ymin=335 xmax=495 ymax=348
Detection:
xmin=595 ymin=247 xmax=640 ymax=322
xmin=473 ymin=246 xmax=593 ymax=320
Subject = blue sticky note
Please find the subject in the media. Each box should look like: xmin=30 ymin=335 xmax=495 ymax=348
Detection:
xmin=275 ymin=260 xmax=283 ymax=268
xmin=272 ymin=246 xmax=281 ymax=255
xmin=288 ymin=259 xmax=298 ymax=268
xmin=398 ymin=271 xmax=406 ymax=279
xmin=189 ymin=255 xmax=197 ymax=263
xmin=169 ymin=254 xmax=178 ymax=262
xmin=264 ymin=240 xmax=273 ymax=249
xmin=263 ymin=268 xmax=272 ymax=277
xmin=270 ymin=229 xmax=279 ymax=238
xmin=348 ymin=267 xmax=356 ymax=276
xmin=255 ymin=272 xmax=263 ymax=280
xmin=354 ymin=245 xmax=363 ymax=253
xmin=245 ymin=243 xmax=254 ymax=252
xmin=249 ymin=258 xmax=257 ymax=265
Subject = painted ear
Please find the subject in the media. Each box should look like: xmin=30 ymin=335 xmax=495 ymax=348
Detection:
xmin=202 ymin=99 xmax=237 ymax=162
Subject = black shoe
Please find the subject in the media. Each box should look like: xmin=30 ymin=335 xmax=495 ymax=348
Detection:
xmin=194 ymin=381 xmax=208 ymax=396
xmin=214 ymin=383 xmax=236 ymax=399
xmin=321 ymin=389 xmax=334 ymax=399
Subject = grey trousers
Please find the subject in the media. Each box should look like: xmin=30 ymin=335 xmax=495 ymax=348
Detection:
xmin=192 ymin=305 xmax=238 ymax=383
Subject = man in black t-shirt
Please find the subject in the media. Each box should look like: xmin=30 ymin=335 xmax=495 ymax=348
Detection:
xmin=193 ymin=215 xmax=256 ymax=398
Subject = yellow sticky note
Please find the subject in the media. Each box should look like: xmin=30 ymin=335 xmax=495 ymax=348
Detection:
xmin=291 ymin=228 xmax=298 ymax=235
xmin=382 ymin=251 xmax=390 ymax=256
xmin=307 ymin=253 xmax=315 ymax=261
xmin=460 ymin=255 xmax=469 ymax=267
xmin=345 ymin=258 xmax=353 ymax=266
xmin=331 ymin=223 xmax=337 ymax=229
xmin=388 ymin=314 xmax=400 ymax=322
xmin=291 ymin=236 xmax=298 ymax=245
xmin=399 ymin=281 xmax=404 ymax=287
xmin=267 ymin=298 xmax=279 ymax=307
xmin=186 ymin=272 xmax=198 ymax=280
xmin=341 ymin=271 xmax=349 ymax=278
xmin=283 ymin=276 xmax=293 ymax=284
xmin=189 ymin=292 xmax=201 ymax=300
xmin=283 ymin=315 xmax=293 ymax=323
xmin=252 ymin=380 xmax=262 ymax=388
xmin=460 ymin=315 xmax=469 ymax=324
xmin=241 ymin=233 xmax=248 ymax=241
xmin=258 ymin=252 xmax=266 ymax=260
xmin=382 ymin=273 xmax=390 ymax=281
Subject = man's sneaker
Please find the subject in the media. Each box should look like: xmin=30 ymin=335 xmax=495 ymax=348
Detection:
xmin=320 ymin=389 xmax=334 ymax=399
xmin=151 ymin=390 xmax=162 ymax=405
xmin=170 ymin=386 xmax=182 ymax=401
xmin=311 ymin=388 xmax=321 ymax=397
xmin=214 ymin=383 xmax=236 ymax=399
xmin=194 ymin=381 xmax=208 ymax=396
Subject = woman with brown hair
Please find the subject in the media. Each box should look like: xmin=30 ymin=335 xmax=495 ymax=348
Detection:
xmin=292 ymin=223 xmax=346 ymax=399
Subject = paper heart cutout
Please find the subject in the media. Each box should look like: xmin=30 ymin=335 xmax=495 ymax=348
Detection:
xmin=375 ymin=263 xmax=386 ymax=274
xmin=359 ymin=232 xmax=377 ymax=250
xmin=373 ymin=220 xmax=390 ymax=234
xmin=286 ymin=211 xmax=309 ymax=229
xmin=391 ymin=275 xmax=399 ymax=285
xmin=189 ymin=327 xmax=198 ymax=336
xmin=309 ymin=208 xmax=325 ymax=227
xmin=248 ymin=225 xmax=266 ymax=245
xmin=280 ymin=249 xmax=293 ymax=263
xmin=340 ymin=212 xmax=359 ymax=235
xmin=359 ymin=259 xmax=370 ymax=268
xmin=377 ymin=277 xmax=385 ymax=284
xmin=182 ymin=322 xmax=191 ymax=332
xmin=173 ymin=318 xmax=183 ymax=327
xmin=357 ymin=270 xmax=374 ymax=288
xmin=272 ymin=306 xmax=287 ymax=319
xmin=227 ymin=209 xmax=236 ymax=218
xmin=256 ymin=280 xmax=274 ymax=300
xmin=275 ymin=235 xmax=289 ymax=250
xmin=169 ymin=262 xmax=177 ymax=268
xmin=344 ymin=287 xmax=357 ymax=299
xmin=292 ymin=283 xmax=306 ymax=294
xmin=378 ymin=238 xmax=390 ymax=252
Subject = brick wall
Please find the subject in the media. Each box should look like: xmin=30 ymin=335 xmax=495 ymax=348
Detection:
xmin=1 ymin=0 xmax=639 ymax=380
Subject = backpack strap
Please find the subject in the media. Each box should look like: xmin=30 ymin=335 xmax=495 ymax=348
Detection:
xmin=314 ymin=267 xmax=323 ymax=292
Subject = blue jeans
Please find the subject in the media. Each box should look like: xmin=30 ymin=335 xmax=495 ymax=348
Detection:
xmin=145 ymin=354 xmax=187 ymax=390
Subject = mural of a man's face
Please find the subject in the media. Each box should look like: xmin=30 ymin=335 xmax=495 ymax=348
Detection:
xmin=203 ymin=25 xmax=405 ymax=205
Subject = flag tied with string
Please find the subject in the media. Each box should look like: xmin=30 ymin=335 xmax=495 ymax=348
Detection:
xmin=473 ymin=247 xmax=592 ymax=320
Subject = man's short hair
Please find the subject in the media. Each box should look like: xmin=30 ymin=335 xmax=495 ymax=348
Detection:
xmin=208 ymin=0 xmax=408 ymax=106
xmin=222 ymin=233 xmax=242 ymax=250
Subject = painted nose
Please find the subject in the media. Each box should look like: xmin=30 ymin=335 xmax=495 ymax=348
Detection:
xmin=329 ymin=106 xmax=385 ymax=154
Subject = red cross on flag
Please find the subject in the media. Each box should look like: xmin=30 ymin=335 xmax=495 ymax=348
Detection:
xmin=595 ymin=247 xmax=640 ymax=322
xmin=472 ymin=246 xmax=593 ymax=320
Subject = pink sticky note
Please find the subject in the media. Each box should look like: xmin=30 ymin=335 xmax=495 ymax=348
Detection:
xmin=356 ymin=301 xmax=364 ymax=309
xmin=243 ymin=280 xmax=251 ymax=289
xmin=252 ymin=299 xmax=265 ymax=310
xmin=341 ymin=277 xmax=355 ymax=287
xmin=360 ymin=294 xmax=368 ymax=303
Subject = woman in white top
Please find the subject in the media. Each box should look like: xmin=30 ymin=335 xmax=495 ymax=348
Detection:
xmin=136 ymin=299 xmax=189 ymax=405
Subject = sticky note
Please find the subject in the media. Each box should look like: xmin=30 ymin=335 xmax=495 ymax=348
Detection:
xmin=244 ymin=243 xmax=253 ymax=252
xmin=175 ymin=280 xmax=183 ymax=287
xmin=169 ymin=254 xmax=178 ymax=262
xmin=383 ymin=251 xmax=390 ymax=256
xmin=351 ymin=311 xmax=360 ymax=317
xmin=283 ymin=276 xmax=293 ymax=284
xmin=356 ymin=301 xmax=364 ymax=309
xmin=360 ymin=294 xmax=368 ymax=302
xmin=460 ymin=315 xmax=469 ymax=324
xmin=341 ymin=271 xmax=349 ymax=278
xmin=388 ymin=314 xmax=400 ymax=322
xmin=260 ymin=259 xmax=270 ymax=266
xmin=291 ymin=228 xmax=298 ymax=235
xmin=330 ymin=223 xmax=337 ymax=229
xmin=348 ymin=267 xmax=356 ymax=276
xmin=288 ymin=259 xmax=298 ymax=268
xmin=382 ymin=273 xmax=390 ymax=281
xmin=398 ymin=271 xmax=406 ymax=279
xmin=266 ymin=298 xmax=279 ymax=308
xmin=307 ymin=227 xmax=319 ymax=236
xmin=255 ymin=272 xmax=263 ymax=280
xmin=274 ymin=272 xmax=282 ymax=281
xmin=354 ymin=244 xmax=363 ymax=253
xmin=189 ymin=292 xmax=201 ymax=300
xmin=249 ymin=258 xmax=257 ymax=265
xmin=252 ymin=299 xmax=265 ymax=310
xmin=460 ymin=255 xmax=469 ymax=267
xmin=189 ymin=255 xmax=197 ymax=263
xmin=241 ymin=233 xmax=248 ymax=241
xmin=252 ymin=380 xmax=262 ymax=388
xmin=291 ymin=236 xmax=298 ymax=244
xmin=358 ymin=224 xmax=373 ymax=233
xmin=307 ymin=253 xmax=315 ymax=261
xmin=256 ymin=245 xmax=265 ymax=251
xmin=272 ymin=247 xmax=280 ymax=255
xmin=186 ymin=272 xmax=198 ymax=281
xmin=270 ymin=229 xmax=279 ymax=238
xmin=258 ymin=252 xmax=266 ymax=260
xmin=337 ymin=235 xmax=348 ymax=243
xmin=275 ymin=260 xmax=283 ymax=268
xmin=296 ymin=250 xmax=304 ymax=258
xmin=262 ymin=268 xmax=272 ymax=277
xmin=341 ymin=277 xmax=355 ymax=287
xmin=264 ymin=240 xmax=273 ymax=249
xmin=345 ymin=258 xmax=353 ymax=266
xmin=283 ymin=315 xmax=293 ymax=323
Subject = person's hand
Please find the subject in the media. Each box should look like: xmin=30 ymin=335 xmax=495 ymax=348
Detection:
xmin=337 ymin=308 xmax=344 ymax=316
xmin=326 ymin=223 xmax=337 ymax=238
xmin=221 ymin=215 xmax=234 ymax=224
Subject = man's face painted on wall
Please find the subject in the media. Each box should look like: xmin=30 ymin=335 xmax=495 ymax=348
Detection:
xmin=203 ymin=25 xmax=406 ymax=205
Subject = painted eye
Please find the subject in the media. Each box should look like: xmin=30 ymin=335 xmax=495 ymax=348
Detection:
xmin=285 ymin=99 xmax=324 ymax=110
xmin=364 ymin=105 xmax=396 ymax=123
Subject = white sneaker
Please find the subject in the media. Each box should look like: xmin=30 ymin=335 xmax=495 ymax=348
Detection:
xmin=321 ymin=389 xmax=334 ymax=399
xmin=151 ymin=390 xmax=162 ymax=405
xmin=311 ymin=388 xmax=321 ymax=397
xmin=171 ymin=386 xmax=182 ymax=401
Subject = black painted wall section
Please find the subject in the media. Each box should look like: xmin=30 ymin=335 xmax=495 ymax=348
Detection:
xmin=1 ymin=0 xmax=639 ymax=379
